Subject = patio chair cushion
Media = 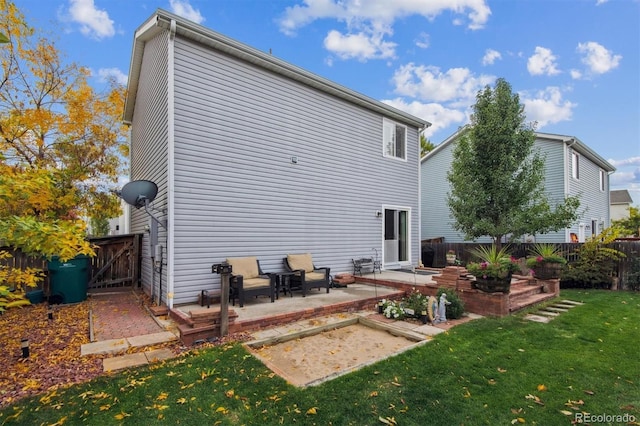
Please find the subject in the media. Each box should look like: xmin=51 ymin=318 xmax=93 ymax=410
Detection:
xmin=242 ymin=277 xmax=271 ymax=288
xmin=226 ymin=256 xmax=259 ymax=279
xmin=305 ymin=271 xmax=326 ymax=281
xmin=287 ymin=253 xmax=314 ymax=273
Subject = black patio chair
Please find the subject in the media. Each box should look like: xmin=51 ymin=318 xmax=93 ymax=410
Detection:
xmin=283 ymin=253 xmax=331 ymax=297
xmin=225 ymin=256 xmax=276 ymax=307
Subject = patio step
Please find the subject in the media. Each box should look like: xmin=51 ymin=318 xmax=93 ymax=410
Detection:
xmin=170 ymin=306 xmax=239 ymax=346
xmin=525 ymin=300 xmax=584 ymax=323
xmin=509 ymin=280 xmax=556 ymax=313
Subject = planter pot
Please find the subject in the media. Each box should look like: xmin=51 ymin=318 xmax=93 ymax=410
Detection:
xmin=446 ymin=254 xmax=457 ymax=265
xmin=473 ymin=275 xmax=512 ymax=293
xmin=532 ymin=263 xmax=563 ymax=280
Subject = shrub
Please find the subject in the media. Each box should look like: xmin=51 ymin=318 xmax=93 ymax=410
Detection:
xmin=626 ymin=255 xmax=640 ymax=291
xmin=437 ymin=288 xmax=465 ymax=319
xmin=561 ymin=227 xmax=625 ymax=289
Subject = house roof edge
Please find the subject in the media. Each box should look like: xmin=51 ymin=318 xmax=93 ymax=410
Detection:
xmin=124 ymin=9 xmax=430 ymax=129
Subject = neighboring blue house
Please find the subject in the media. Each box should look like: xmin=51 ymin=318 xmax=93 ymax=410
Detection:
xmin=421 ymin=127 xmax=615 ymax=245
xmin=123 ymin=10 xmax=429 ymax=307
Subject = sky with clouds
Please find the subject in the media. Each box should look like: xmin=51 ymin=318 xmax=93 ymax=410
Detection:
xmin=13 ymin=0 xmax=640 ymax=204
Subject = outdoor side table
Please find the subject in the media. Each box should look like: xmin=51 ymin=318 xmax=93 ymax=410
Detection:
xmin=277 ymin=271 xmax=298 ymax=298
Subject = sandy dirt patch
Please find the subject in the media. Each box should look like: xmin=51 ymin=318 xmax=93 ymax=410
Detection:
xmin=248 ymin=323 xmax=425 ymax=387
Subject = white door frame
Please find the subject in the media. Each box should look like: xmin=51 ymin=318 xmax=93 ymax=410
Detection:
xmin=381 ymin=205 xmax=412 ymax=269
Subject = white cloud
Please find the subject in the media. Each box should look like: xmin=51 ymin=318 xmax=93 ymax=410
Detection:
xmin=391 ymin=63 xmax=494 ymax=105
xmin=482 ymin=49 xmax=501 ymax=66
xmin=527 ymin=46 xmax=560 ymax=76
xmin=570 ymin=69 xmax=582 ymax=80
xmin=521 ymin=86 xmax=576 ymax=128
xmin=609 ymin=157 xmax=640 ymax=168
xmin=279 ymin=0 xmax=491 ymax=34
xmin=577 ymin=41 xmax=621 ymax=74
xmin=67 ymin=0 xmax=114 ymax=40
xmin=278 ymin=0 xmax=490 ymax=61
xmin=415 ymin=32 xmax=430 ymax=49
xmin=596 ymin=0 xmax=609 ymax=5
xmin=324 ymin=29 xmax=396 ymax=61
xmin=169 ymin=0 xmax=205 ymax=24
xmin=96 ymin=68 xmax=128 ymax=85
xmin=381 ymin=98 xmax=466 ymax=137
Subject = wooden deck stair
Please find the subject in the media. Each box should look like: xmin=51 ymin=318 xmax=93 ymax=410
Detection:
xmin=170 ymin=306 xmax=239 ymax=346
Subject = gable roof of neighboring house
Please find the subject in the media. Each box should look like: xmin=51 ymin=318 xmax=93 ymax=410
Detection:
xmin=123 ymin=9 xmax=430 ymax=131
xmin=420 ymin=125 xmax=615 ymax=172
xmin=610 ymin=189 xmax=634 ymax=205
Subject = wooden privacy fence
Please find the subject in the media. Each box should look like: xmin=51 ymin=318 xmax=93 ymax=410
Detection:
xmin=87 ymin=234 xmax=142 ymax=289
xmin=422 ymin=240 xmax=640 ymax=289
xmin=1 ymin=233 xmax=143 ymax=292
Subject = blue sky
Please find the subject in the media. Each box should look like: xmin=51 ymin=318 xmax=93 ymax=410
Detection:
xmin=14 ymin=0 xmax=640 ymax=205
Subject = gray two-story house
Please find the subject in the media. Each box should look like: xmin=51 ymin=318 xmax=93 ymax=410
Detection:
xmin=421 ymin=128 xmax=615 ymax=244
xmin=123 ymin=9 xmax=429 ymax=307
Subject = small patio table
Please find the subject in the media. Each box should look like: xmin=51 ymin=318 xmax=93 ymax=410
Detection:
xmin=276 ymin=271 xmax=298 ymax=298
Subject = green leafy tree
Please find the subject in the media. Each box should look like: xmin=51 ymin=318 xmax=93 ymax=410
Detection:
xmin=420 ymin=134 xmax=436 ymax=157
xmin=611 ymin=206 xmax=640 ymax=237
xmin=447 ymin=78 xmax=580 ymax=248
xmin=90 ymin=216 xmax=110 ymax=237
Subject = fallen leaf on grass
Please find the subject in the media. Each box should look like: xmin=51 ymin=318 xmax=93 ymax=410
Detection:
xmin=306 ymin=407 xmax=318 ymax=415
xmin=511 ymin=418 xmax=525 ymax=424
xmin=537 ymin=384 xmax=547 ymax=392
xmin=379 ymin=416 xmax=397 ymax=425
xmin=560 ymin=410 xmax=573 ymax=416
xmin=525 ymin=394 xmax=544 ymax=405
xmin=114 ymin=411 xmax=131 ymax=420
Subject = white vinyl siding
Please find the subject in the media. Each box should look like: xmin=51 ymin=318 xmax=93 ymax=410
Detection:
xmin=129 ymin=33 xmax=169 ymax=299
xmin=168 ymin=36 xmax=421 ymax=304
xmin=383 ymin=118 xmax=407 ymax=161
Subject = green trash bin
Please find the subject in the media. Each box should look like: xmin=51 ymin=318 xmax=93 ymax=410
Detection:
xmin=48 ymin=255 xmax=90 ymax=304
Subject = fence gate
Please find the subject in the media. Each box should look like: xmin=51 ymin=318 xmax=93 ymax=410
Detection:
xmin=87 ymin=234 xmax=142 ymax=290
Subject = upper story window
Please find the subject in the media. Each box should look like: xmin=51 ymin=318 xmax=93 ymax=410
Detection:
xmin=599 ymin=169 xmax=606 ymax=192
xmin=383 ymin=118 xmax=407 ymax=161
xmin=571 ymin=151 xmax=580 ymax=180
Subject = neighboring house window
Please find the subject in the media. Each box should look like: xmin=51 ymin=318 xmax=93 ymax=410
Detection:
xmin=383 ymin=118 xmax=407 ymax=160
xmin=571 ymin=151 xmax=580 ymax=179
xmin=599 ymin=169 xmax=605 ymax=192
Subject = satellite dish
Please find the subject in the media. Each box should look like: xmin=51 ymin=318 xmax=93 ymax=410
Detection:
xmin=118 ymin=180 xmax=158 ymax=209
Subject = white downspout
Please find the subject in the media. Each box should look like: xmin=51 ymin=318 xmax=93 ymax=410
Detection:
xmin=167 ymin=19 xmax=176 ymax=309
xmin=565 ymin=137 xmax=577 ymax=242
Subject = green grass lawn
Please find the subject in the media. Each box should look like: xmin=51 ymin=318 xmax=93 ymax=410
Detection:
xmin=1 ymin=289 xmax=638 ymax=425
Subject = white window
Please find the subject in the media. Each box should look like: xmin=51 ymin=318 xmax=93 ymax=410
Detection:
xmin=599 ymin=169 xmax=605 ymax=192
xmin=383 ymin=118 xmax=407 ymax=161
xmin=571 ymin=151 xmax=580 ymax=179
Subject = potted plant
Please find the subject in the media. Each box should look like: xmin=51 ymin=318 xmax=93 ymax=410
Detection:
xmin=466 ymin=245 xmax=519 ymax=293
xmin=526 ymin=243 xmax=567 ymax=280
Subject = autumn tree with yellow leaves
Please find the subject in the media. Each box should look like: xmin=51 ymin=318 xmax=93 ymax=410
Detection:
xmin=0 ymin=0 xmax=128 ymax=307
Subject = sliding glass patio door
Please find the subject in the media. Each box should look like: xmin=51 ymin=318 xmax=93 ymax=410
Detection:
xmin=383 ymin=207 xmax=410 ymax=267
